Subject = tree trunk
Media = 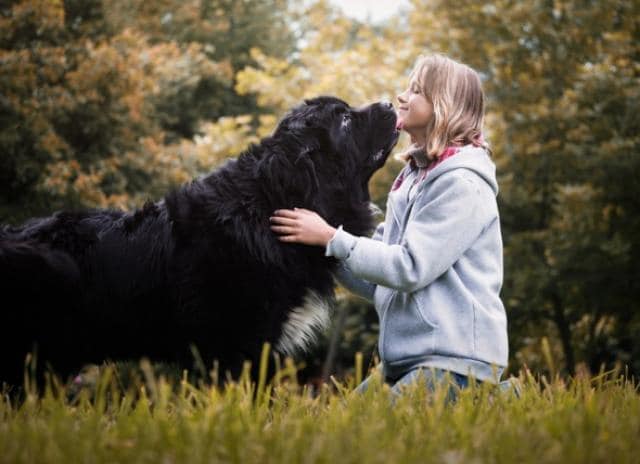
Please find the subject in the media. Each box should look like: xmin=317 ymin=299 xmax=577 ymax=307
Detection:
xmin=322 ymin=301 xmax=348 ymax=383
xmin=551 ymin=289 xmax=575 ymax=375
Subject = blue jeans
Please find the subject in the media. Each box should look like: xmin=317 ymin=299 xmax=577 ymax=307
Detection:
xmin=354 ymin=367 xmax=472 ymax=402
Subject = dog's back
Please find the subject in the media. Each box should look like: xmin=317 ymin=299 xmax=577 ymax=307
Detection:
xmin=0 ymin=235 xmax=81 ymax=385
xmin=0 ymin=203 xmax=179 ymax=385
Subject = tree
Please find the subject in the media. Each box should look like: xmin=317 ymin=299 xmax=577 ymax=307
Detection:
xmin=0 ymin=0 xmax=297 ymax=222
xmin=105 ymin=0 xmax=297 ymax=137
xmin=0 ymin=1 xmax=222 ymax=220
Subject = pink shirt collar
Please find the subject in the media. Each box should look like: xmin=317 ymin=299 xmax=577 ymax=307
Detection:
xmin=422 ymin=146 xmax=459 ymax=172
xmin=392 ymin=145 xmax=462 ymax=192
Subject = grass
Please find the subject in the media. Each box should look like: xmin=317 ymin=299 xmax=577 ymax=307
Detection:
xmin=0 ymin=346 xmax=638 ymax=464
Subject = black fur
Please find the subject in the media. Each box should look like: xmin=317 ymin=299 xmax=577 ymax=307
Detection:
xmin=0 ymin=97 xmax=399 ymax=386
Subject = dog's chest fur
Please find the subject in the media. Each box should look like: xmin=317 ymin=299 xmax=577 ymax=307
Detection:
xmin=276 ymin=290 xmax=333 ymax=357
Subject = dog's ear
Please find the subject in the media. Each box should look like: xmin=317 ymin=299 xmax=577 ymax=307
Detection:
xmin=256 ymin=148 xmax=320 ymax=208
xmin=294 ymin=147 xmax=321 ymax=196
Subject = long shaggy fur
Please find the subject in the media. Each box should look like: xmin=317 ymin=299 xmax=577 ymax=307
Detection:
xmin=0 ymin=97 xmax=398 ymax=385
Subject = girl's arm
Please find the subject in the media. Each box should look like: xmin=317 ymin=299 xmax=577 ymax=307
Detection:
xmin=329 ymin=222 xmax=384 ymax=301
xmin=271 ymin=171 xmax=493 ymax=294
xmin=270 ymin=213 xmax=384 ymax=301
xmin=326 ymin=172 xmax=493 ymax=293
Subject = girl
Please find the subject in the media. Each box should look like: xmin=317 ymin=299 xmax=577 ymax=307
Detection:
xmin=269 ymin=54 xmax=508 ymax=395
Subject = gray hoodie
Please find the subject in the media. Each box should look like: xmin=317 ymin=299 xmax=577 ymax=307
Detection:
xmin=326 ymin=145 xmax=508 ymax=382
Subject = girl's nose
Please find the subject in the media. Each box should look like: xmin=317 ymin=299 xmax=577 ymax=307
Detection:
xmin=397 ymin=91 xmax=407 ymax=105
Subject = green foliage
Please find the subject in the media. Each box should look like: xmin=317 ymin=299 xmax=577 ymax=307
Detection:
xmin=0 ymin=0 xmax=297 ymax=223
xmin=106 ymin=0 xmax=297 ymax=132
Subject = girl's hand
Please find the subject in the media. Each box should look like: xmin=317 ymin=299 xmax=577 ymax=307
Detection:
xmin=269 ymin=208 xmax=337 ymax=247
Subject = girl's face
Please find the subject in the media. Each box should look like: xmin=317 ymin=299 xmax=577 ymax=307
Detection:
xmin=396 ymin=77 xmax=434 ymax=143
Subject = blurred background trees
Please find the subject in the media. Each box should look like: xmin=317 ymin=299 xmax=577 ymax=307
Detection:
xmin=1 ymin=0 xmax=637 ymax=380
xmin=0 ymin=0 xmax=295 ymax=220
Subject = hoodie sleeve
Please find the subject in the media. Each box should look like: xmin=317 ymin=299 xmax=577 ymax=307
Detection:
xmin=326 ymin=170 xmax=494 ymax=293
xmin=326 ymin=221 xmax=384 ymax=301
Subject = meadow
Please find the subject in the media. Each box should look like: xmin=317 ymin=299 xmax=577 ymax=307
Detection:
xmin=1 ymin=348 xmax=638 ymax=464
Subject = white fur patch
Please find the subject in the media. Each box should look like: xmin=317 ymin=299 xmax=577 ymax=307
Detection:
xmin=368 ymin=202 xmax=383 ymax=217
xmin=276 ymin=290 xmax=332 ymax=357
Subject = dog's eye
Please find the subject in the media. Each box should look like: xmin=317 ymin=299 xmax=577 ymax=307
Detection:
xmin=340 ymin=114 xmax=352 ymax=129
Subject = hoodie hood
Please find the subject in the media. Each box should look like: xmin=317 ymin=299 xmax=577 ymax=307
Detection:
xmin=421 ymin=145 xmax=499 ymax=196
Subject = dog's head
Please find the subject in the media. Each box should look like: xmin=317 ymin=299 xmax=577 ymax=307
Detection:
xmin=269 ymin=97 xmax=399 ymax=218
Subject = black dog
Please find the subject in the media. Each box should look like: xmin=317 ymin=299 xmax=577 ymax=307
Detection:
xmin=0 ymin=97 xmax=399 ymax=386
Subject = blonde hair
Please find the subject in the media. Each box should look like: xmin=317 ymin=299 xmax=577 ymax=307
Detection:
xmin=397 ymin=54 xmax=488 ymax=162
